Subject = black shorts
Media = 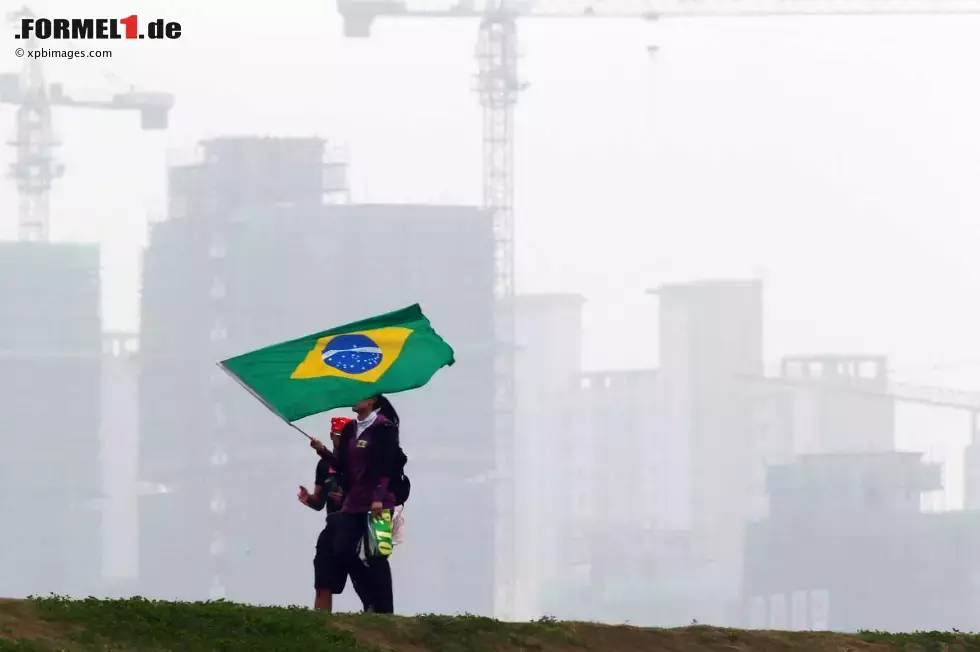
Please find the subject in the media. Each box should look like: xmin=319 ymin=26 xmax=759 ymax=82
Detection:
xmin=313 ymin=525 xmax=348 ymax=593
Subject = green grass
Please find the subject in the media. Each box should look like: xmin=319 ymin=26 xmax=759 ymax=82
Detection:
xmin=858 ymin=630 xmax=980 ymax=652
xmin=1 ymin=597 xmax=374 ymax=652
xmin=362 ymin=612 xmax=581 ymax=651
xmin=6 ymin=596 xmax=980 ymax=652
xmin=0 ymin=597 xmax=585 ymax=652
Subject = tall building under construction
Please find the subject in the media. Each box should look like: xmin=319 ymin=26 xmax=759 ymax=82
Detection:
xmin=0 ymin=242 xmax=103 ymax=597
xmin=652 ymin=279 xmax=765 ymax=625
xmin=513 ymin=293 xmax=587 ymax=619
xmin=138 ymin=137 xmax=496 ymax=614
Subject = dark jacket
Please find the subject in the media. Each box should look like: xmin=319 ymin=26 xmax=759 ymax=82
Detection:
xmin=333 ymin=414 xmax=400 ymax=514
xmin=314 ymin=459 xmax=344 ymax=516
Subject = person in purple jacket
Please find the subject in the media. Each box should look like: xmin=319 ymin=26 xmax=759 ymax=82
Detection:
xmin=327 ymin=394 xmax=401 ymax=614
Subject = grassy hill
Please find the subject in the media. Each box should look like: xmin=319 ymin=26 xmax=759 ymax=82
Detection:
xmin=0 ymin=597 xmax=974 ymax=652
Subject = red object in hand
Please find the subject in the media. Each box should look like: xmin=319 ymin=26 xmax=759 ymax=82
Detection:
xmin=331 ymin=417 xmax=353 ymax=434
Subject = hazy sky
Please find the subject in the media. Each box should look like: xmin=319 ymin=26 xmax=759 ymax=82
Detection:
xmin=4 ymin=2 xmax=980 ymax=387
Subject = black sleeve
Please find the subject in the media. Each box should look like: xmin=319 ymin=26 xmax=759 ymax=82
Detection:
xmin=306 ymin=460 xmax=330 ymax=511
xmin=370 ymin=423 xmax=400 ymax=480
xmin=314 ymin=459 xmax=330 ymax=488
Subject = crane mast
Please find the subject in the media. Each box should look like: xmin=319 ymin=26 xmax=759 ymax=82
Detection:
xmin=1 ymin=6 xmax=173 ymax=243
xmin=5 ymin=7 xmax=59 ymax=242
xmin=476 ymin=10 xmax=521 ymax=616
xmin=337 ymin=0 xmax=980 ymax=619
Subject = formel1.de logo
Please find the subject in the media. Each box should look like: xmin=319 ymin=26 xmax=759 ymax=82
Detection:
xmin=15 ymin=16 xmax=182 ymax=40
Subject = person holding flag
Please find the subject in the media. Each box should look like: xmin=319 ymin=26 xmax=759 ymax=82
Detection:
xmin=298 ymin=416 xmax=373 ymax=613
xmin=370 ymin=394 xmax=409 ymax=544
xmin=323 ymin=394 xmax=401 ymax=614
xmin=220 ymin=304 xmax=454 ymax=614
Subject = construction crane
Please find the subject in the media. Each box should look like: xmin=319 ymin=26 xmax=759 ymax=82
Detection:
xmin=336 ymin=0 xmax=980 ymax=617
xmin=0 ymin=6 xmax=173 ymax=243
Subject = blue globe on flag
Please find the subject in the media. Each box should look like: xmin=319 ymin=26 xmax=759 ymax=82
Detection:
xmin=321 ymin=334 xmax=383 ymax=374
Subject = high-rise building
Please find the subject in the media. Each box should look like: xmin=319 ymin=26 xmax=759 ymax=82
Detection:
xmin=513 ymin=293 xmax=585 ymax=619
xmin=653 ymin=279 xmax=764 ymax=533
xmin=99 ymin=332 xmax=140 ymax=596
xmin=139 ymin=137 xmax=496 ymax=614
xmin=0 ymin=242 xmax=102 ymax=597
xmin=579 ymin=369 xmax=671 ymax=529
xmin=650 ymin=279 xmax=764 ymax=625
xmin=572 ymin=369 xmax=663 ymax=622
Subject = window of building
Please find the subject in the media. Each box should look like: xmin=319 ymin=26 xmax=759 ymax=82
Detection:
xmin=210 ymin=447 xmax=228 ymax=467
xmin=208 ymin=241 xmax=227 ymax=259
xmin=209 ymin=534 xmax=226 ymax=556
xmin=210 ymin=279 xmax=226 ymax=300
xmin=210 ymin=494 xmax=227 ymax=514
xmin=209 ymin=325 xmax=228 ymax=342
xmin=859 ymin=360 xmax=878 ymax=379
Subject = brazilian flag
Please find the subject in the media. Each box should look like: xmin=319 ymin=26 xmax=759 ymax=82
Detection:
xmin=219 ymin=304 xmax=455 ymax=422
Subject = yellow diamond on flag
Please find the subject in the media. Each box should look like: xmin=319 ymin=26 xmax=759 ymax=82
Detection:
xmin=290 ymin=326 xmax=413 ymax=383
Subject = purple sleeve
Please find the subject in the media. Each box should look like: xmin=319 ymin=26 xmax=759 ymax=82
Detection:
xmin=372 ymin=477 xmax=390 ymax=504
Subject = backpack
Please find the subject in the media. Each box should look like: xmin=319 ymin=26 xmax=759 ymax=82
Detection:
xmin=389 ymin=445 xmax=411 ymax=506
xmin=372 ymin=396 xmax=411 ymax=505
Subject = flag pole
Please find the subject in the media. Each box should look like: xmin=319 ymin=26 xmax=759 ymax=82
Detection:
xmin=288 ymin=422 xmax=316 ymax=441
xmin=216 ymin=362 xmax=315 ymax=441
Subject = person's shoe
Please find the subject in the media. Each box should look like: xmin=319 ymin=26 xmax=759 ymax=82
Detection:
xmin=363 ymin=605 xmax=375 ymax=613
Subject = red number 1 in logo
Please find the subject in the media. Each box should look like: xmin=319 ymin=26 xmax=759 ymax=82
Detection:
xmin=120 ymin=15 xmax=138 ymax=39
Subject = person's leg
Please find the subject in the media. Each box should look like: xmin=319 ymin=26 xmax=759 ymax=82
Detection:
xmin=366 ymin=555 xmax=394 ymax=614
xmin=313 ymin=589 xmax=333 ymax=612
xmin=334 ymin=513 xmax=375 ymax=611
xmin=348 ymin=559 xmax=374 ymax=612
xmin=313 ymin=551 xmax=335 ymax=612
xmin=314 ymin=526 xmax=343 ymax=613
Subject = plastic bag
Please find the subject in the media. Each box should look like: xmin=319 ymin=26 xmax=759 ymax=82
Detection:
xmin=392 ymin=505 xmax=405 ymax=546
xmin=364 ymin=509 xmax=394 ymax=558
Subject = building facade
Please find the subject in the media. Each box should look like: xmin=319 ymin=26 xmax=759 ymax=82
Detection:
xmin=513 ymin=294 xmax=586 ymax=619
xmin=743 ymin=451 xmax=980 ymax=632
xmin=0 ymin=242 xmax=103 ymax=597
xmin=775 ymin=355 xmax=895 ymax=455
xmin=651 ymin=279 xmax=764 ymax=624
xmin=99 ymin=332 xmax=141 ymax=595
xmin=744 ymin=354 xmax=898 ymax=519
xmin=570 ymin=369 xmax=667 ymax=623
xmin=653 ymin=279 xmax=764 ymax=533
